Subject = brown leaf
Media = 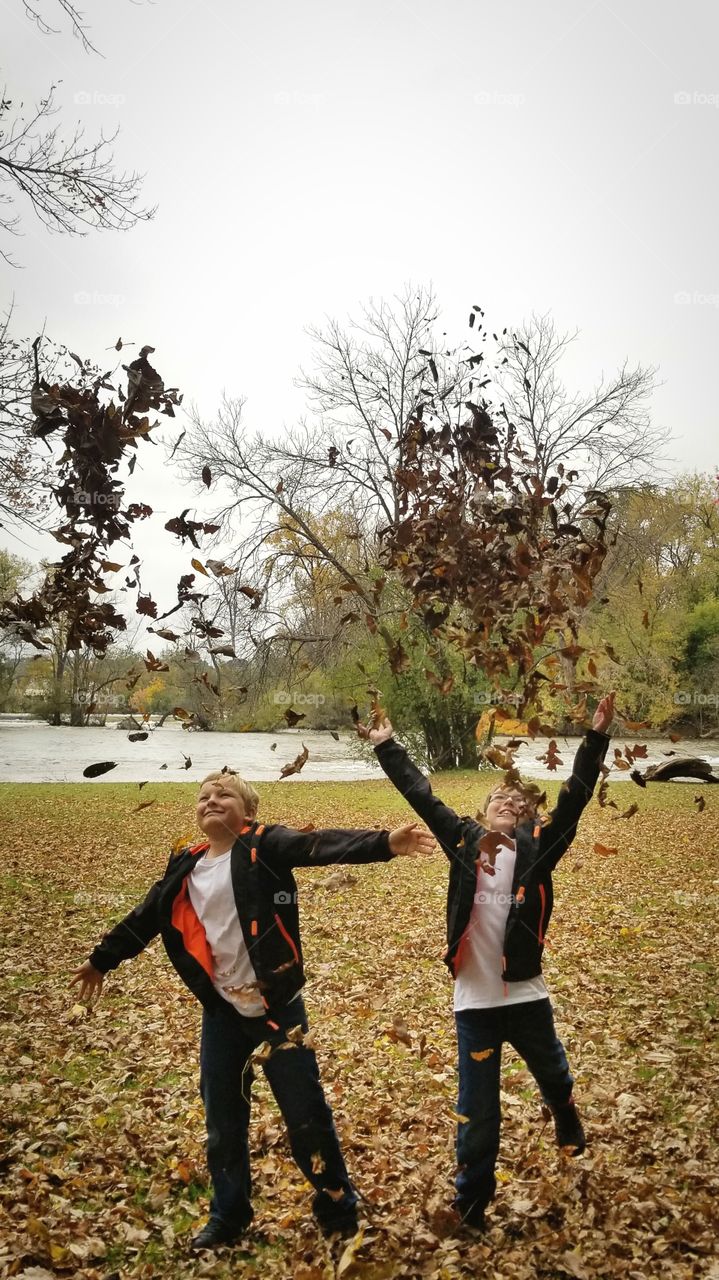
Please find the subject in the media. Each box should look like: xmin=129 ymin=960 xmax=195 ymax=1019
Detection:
xmin=279 ymin=744 xmax=309 ymax=779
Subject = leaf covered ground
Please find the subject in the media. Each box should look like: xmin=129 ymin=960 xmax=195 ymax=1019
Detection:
xmin=0 ymin=772 xmax=717 ymax=1280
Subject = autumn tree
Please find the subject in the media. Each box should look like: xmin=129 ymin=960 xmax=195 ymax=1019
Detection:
xmin=180 ymin=288 xmax=622 ymax=764
xmin=0 ymin=548 xmax=32 ymax=709
xmin=580 ymin=474 xmax=719 ymax=727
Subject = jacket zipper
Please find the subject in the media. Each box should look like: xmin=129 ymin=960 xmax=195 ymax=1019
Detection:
xmin=538 ymin=883 xmax=547 ymax=944
xmin=274 ymin=912 xmax=300 ymax=965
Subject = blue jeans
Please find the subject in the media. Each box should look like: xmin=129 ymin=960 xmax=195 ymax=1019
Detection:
xmin=454 ymin=998 xmax=574 ymax=1219
xmin=199 ymin=995 xmax=358 ymax=1232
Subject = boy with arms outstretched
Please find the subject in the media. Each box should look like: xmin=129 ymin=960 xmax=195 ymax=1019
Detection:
xmin=357 ymin=694 xmax=614 ymax=1231
xmin=72 ymin=769 xmax=433 ymax=1250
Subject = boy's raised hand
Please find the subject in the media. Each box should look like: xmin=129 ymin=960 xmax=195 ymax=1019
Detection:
xmin=355 ymin=715 xmax=394 ymax=745
xmin=388 ymin=821 xmax=435 ymax=858
xmin=70 ymin=960 xmax=104 ymax=1004
xmin=592 ymin=691 xmax=616 ymax=735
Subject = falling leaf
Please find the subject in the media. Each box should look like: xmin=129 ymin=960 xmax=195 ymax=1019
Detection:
xmin=190 ymin=557 xmax=209 ymax=577
xmin=284 ymin=708 xmax=305 ymax=728
xmin=133 ymin=800 xmax=156 ymax=814
xmin=694 ymin=794 xmax=706 ymax=812
xmin=613 ymin=803 xmax=639 ymax=821
xmin=201 ymin=464 xmax=212 ymax=488
xmin=128 ymin=732 xmax=149 ymax=743
xmin=82 ymin=761 xmax=118 ymax=779
xmin=537 ymin=739 xmax=563 ymax=771
xmin=470 ymin=1048 xmax=495 ymax=1061
xmin=330 ymin=730 xmax=340 ymax=741
xmin=593 ymin=842 xmax=618 ymax=856
xmin=279 ymin=744 xmax=309 ymax=779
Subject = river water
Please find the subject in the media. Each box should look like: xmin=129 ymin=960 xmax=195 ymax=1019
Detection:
xmin=1 ymin=716 xmax=717 ymax=784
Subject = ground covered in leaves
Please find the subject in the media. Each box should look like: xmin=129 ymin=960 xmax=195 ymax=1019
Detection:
xmin=1 ymin=769 xmax=717 ymax=1280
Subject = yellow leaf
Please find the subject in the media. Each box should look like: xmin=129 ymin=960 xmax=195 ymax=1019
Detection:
xmin=191 ymin=557 xmax=209 ymax=576
xmin=470 ymin=1048 xmax=495 ymax=1061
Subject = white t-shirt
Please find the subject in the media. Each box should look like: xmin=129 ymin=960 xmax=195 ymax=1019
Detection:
xmin=453 ymin=834 xmax=549 ymax=1011
xmin=187 ymin=849 xmax=266 ymax=1017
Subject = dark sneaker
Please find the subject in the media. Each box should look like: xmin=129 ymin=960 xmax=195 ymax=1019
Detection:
xmin=190 ymin=1217 xmax=249 ymax=1250
xmin=318 ymin=1213 xmax=359 ymax=1241
xmin=451 ymin=1199 xmax=487 ymax=1233
xmin=544 ymin=1098 xmax=586 ymax=1155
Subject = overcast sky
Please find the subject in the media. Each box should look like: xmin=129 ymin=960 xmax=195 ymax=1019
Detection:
xmin=3 ymin=0 xmax=718 ymax=609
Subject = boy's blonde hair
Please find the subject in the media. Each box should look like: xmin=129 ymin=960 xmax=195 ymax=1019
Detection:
xmin=199 ymin=770 xmax=260 ymax=817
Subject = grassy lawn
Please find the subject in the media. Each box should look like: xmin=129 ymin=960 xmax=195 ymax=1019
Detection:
xmin=0 ymin=771 xmax=717 ymax=1279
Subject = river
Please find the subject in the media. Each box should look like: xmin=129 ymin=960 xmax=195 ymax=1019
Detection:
xmin=1 ymin=716 xmax=717 ymax=784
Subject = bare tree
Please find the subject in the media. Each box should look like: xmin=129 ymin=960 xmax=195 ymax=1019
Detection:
xmin=498 ymin=313 xmax=666 ymax=495
xmin=0 ymin=85 xmax=153 ymax=261
xmin=1 ymin=4 xmax=154 ymax=263
xmin=0 ymin=303 xmax=55 ymax=525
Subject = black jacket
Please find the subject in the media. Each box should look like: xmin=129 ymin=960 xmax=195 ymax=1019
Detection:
xmin=374 ymin=730 xmax=609 ymax=983
xmin=89 ymin=820 xmax=395 ymax=1027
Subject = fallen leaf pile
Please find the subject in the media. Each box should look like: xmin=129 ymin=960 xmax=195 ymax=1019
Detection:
xmin=0 ymin=777 xmax=716 ymax=1278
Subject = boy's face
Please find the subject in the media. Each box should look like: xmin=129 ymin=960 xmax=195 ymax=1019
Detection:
xmin=483 ymin=787 xmax=527 ymax=835
xmin=196 ymin=781 xmax=253 ymax=843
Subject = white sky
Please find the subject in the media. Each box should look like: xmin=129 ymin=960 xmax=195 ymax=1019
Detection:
xmin=2 ymin=0 xmax=719 ymax=611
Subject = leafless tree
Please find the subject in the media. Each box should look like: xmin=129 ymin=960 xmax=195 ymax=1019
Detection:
xmin=0 ymin=85 xmax=153 ymax=261
xmin=1 ymin=4 xmax=153 ymax=263
xmin=498 ymin=313 xmax=666 ymax=496
xmin=0 ymin=303 xmax=53 ymax=524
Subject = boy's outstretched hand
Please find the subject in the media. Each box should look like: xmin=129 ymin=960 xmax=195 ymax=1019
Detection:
xmin=388 ymin=821 xmax=435 ymax=858
xmin=592 ymin=691 xmax=616 ymax=735
xmin=70 ymin=960 xmax=104 ymax=1004
xmin=355 ymin=715 xmax=394 ymax=745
